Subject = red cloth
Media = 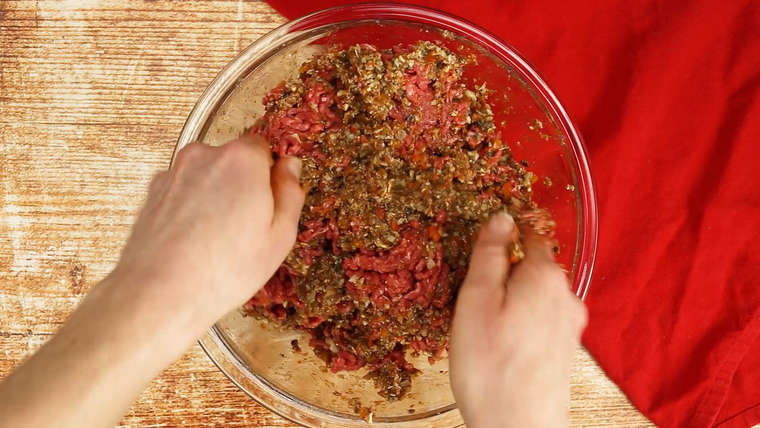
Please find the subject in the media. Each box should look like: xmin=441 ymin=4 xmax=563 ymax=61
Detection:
xmin=264 ymin=1 xmax=760 ymax=426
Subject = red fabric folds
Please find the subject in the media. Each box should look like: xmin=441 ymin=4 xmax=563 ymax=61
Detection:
xmin=263 ymin=1 xmax=760 ymax=426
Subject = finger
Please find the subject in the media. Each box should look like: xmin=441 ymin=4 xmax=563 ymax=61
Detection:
xmin=509 ymin=228 xmax=565 ymax=284
xmin=458 ymin=212 xmax=518 ymax=308
xmin=572 ymin=299 xmax=589 ymax=336
xmin=519 ymin=226 xmax=556 ymax=262
xmin=238 ymin=133 xmax=274 ymax=167
xmin=172 ymin=142 xmax=213 ymax=169
xmin=508 ymin=228 xmax=570 ymax=301
xmin=216 ymin=135 xmax=274 ymax=191
xmin=269 ymin=156 xmax=305 ymax=254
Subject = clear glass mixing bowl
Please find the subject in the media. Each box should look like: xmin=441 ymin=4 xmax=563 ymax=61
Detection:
xmin=175 ymin=4 xmax=598 ymax=427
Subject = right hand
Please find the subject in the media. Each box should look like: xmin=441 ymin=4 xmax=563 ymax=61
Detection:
xmin=449 ymin=213 xmax=588 ymax=428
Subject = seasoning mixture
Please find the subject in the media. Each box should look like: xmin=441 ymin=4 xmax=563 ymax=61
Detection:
xmin=243 ymin=41 xmax=553 ymax=400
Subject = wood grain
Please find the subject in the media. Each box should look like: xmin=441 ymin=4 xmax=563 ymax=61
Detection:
xmin=1 ymin=1 xmax=653 ymax=426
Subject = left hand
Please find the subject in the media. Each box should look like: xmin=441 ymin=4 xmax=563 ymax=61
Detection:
xmin=0 ymin=135 xmax=305 ymax=428
xmin=114 ymin=134 xmax=305 ymax=325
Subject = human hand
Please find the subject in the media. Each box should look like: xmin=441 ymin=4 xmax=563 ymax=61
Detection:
xmin=0 ymin=135 xmax=305 ymax=428
xmin=113 ymin=134 xmax=304 ymax=328
xmin=449 ymin=213 xmax=587 ymax=428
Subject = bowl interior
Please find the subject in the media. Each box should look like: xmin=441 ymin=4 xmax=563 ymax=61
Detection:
xmin=181 ymin=12 xmax=593 ymax=428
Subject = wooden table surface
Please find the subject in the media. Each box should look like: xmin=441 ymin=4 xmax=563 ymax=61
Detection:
xmin=1 ymin=1 xmax=654 ymax=426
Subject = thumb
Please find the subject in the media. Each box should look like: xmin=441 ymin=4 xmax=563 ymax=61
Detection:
xmin=457 ymin=212 xmax=518 ymax=311
xmin=269 ymin=156 xmax=305 ymax=255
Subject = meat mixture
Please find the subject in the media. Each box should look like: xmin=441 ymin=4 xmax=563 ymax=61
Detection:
xmin=243 ymin=41 xmax=553 ymax=400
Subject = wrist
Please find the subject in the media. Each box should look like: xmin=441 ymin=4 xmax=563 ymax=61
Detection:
xmin=0 ymin=269 xmax=209 ymax=428
xmin=94 ymin=269 xmax=214 ymax=352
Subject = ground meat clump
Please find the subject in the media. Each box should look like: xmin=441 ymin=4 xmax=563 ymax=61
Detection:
xmin=243 ymin=41 xmax=553 ymax=400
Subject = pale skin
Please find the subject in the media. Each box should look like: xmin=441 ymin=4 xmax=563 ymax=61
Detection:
xmin=0 ymin=135 xmax=586 ymax=428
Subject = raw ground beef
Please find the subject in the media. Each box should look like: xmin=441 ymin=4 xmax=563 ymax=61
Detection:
xmin=243 ymin=41 xmax=553 ymax=400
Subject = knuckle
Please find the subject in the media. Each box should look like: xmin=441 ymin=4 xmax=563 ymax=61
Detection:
xmin=222 ymin=139 xmax=269 ymax=169
xmin=173 ymin=142 xmax=205 ymax=167
xmin=470 ymin=244 xmax=509 ymax=271
xmin=219 ymin=140 xmax=247 ymax=162
xmin=539 ymin=264 xmax=569 ymax=287
xmin=572 ymin=298 xmax=589 ymax=329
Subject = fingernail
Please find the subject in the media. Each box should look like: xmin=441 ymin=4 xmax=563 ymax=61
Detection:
xmin=496 ymin=210 xmax=515 ymax=230
xmin=286 ymin=156 xmax=302 ymax=179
